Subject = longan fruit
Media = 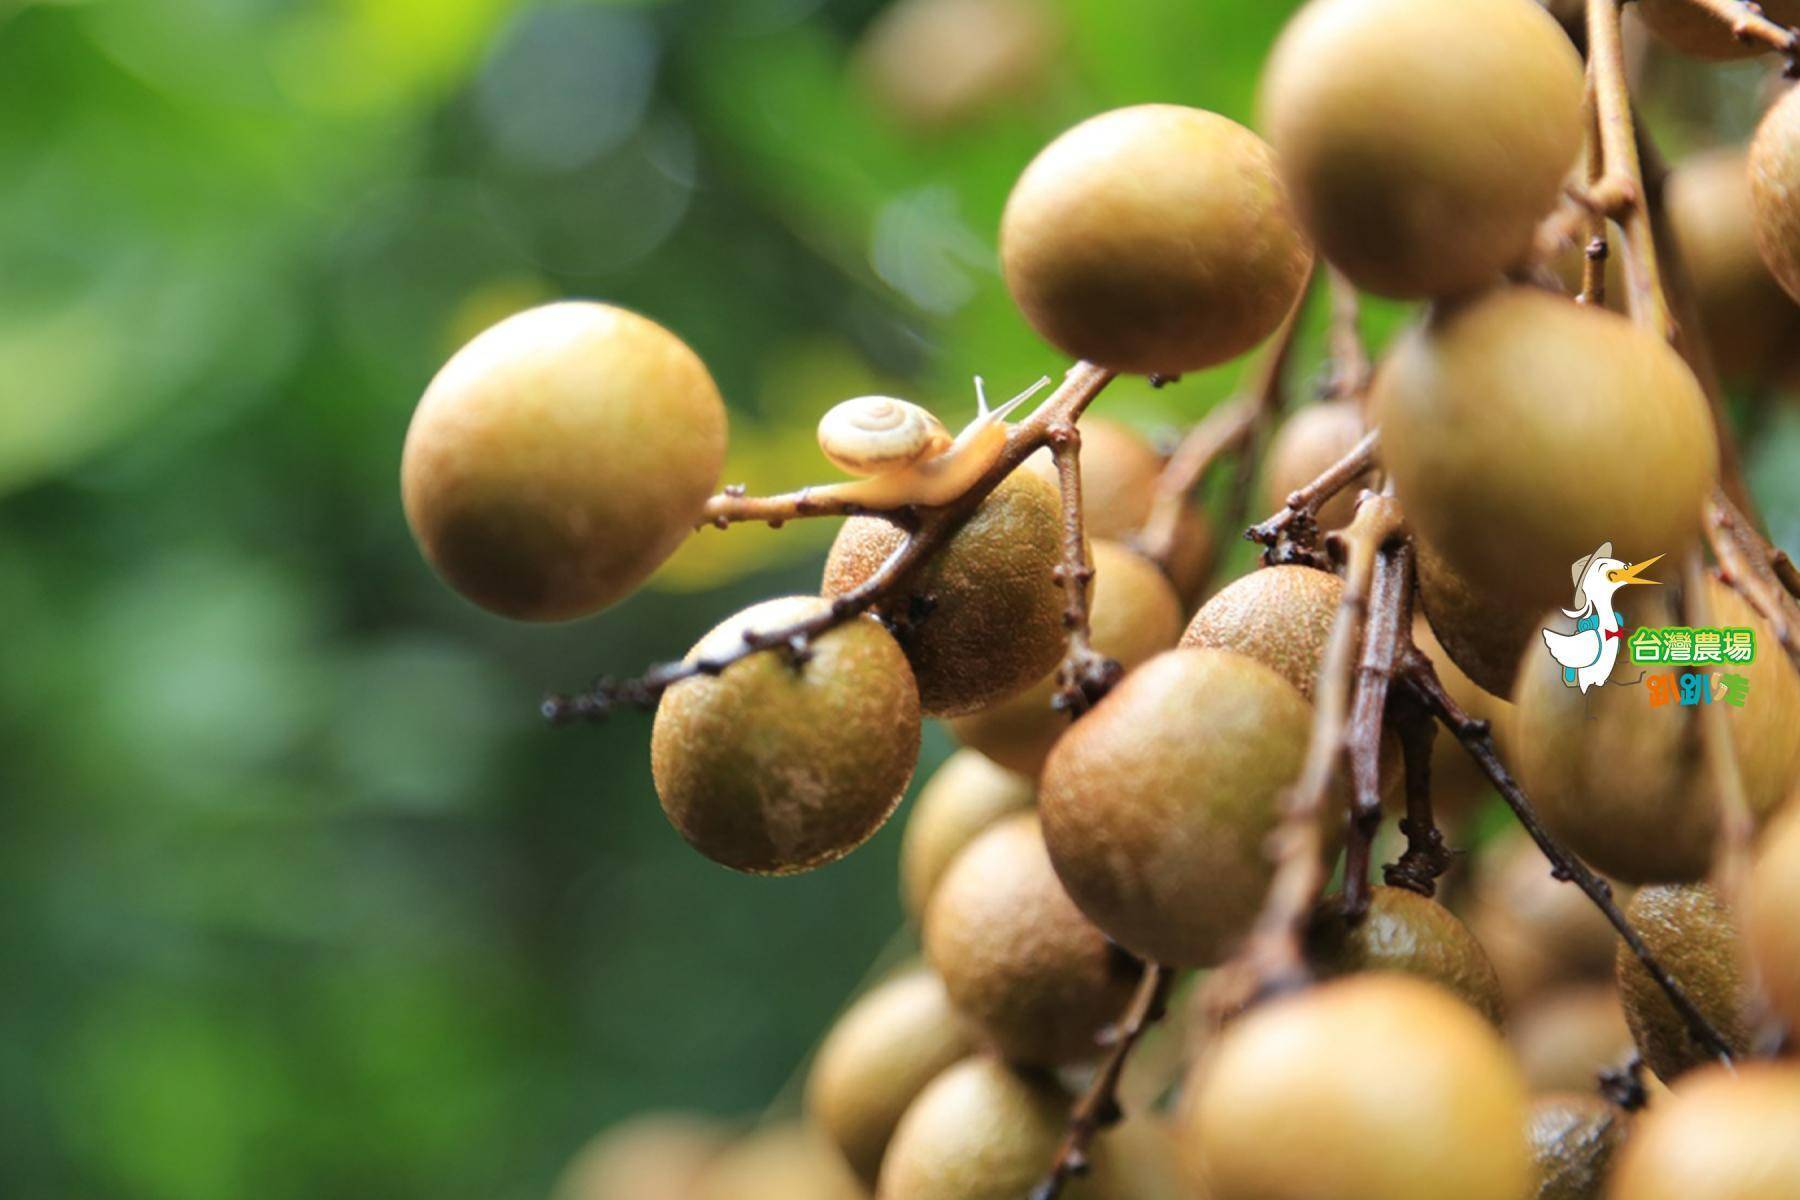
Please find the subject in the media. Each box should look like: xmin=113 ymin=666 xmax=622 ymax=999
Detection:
xmin=1747 ymin=804 xmax=1800 ymax=1033
xmin=805 ymin=970 xmax=975 ymax=1186
xmin=923 ymin=813 xmax=1135 ymax=1066
xmin=1666 ymin=147 xmax=1800 ymax=385
xmin=1180 ymin=564 xmax=1341 ymax=700
xmin=1636 ymin=0 xmax=1800 ymax=61
xmin=1024 ymin=419 xmax=1215 ymax=603
xmin=401 ymin=302 xmax=727 ymax=621
xmin=1414 ymin=535 xmax=1542 ymax=699
xmin=880 ymin=1056 xmax=1113 ymax=1200
xmin=1466 ymin=832 xmax=1623 ymax=1007
xmin=1000 ymin=104 xmax=1312 ymax=375
xmin=1259 ymin=401 xmax=1373 ymax=533
xmin=899 ymin=749 xmax=1034 ymax=921
xmin=950 ymin=541 xmax=1183 ymax=778
xmin=1308 ymin=886 xmax=1507 ymax=1025
xmin=1526 ymin=1093 xmax=1627 ymax=1200
xmin=1511 ymin=580 xmax=1800 ymax=883
xmin=856 ymin=0 xmax=1057 ymax=129
xmin=650 ymin=596 xmax=921 ymax=875
xmin=1184 ymin=974 xmax=1531 ymax=1200
xmin=823 ymin=470 xmax=1065 ymax=717
xmin=1615 ymin=884 xmax=1753 ymax=1083
xmin=552 ymin=1113 xmax=726 ymax=1200
xmin=1040 ymin=648 xmax=1325 ymax=966
xmin=1261 ymin=0 xmax=1584 ymax=299
xmin=1509 ymin=985 xmax=1636 ymax=1096
xmin=1608 ymin=1063 xmax=1800 ymax=1200
xmin=1375 ymin=287 xmax=1716 ymax=615
xmin=691 ymin=1123 xmax=865 ymax=1200
xmin=1750 ymin=85 xmax=1800 ymax=307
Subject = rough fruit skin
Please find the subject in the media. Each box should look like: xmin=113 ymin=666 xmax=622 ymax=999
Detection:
xmin=1000 ymin=104 xmax=1312 ymax=375
xmin=1615 ymin=884 xmax=1751 ymax=1083
xmin=899 ymin=749 xmax=1035 ymax=921
xmin=1261 ymin=0 xmax=1584 ymax=299
xmin=1509 ymin=985 xmax=1635 ymax=1096
xmin=1750 ymin=86 xmax=1800 ymax=307
xmin=1375 ymin=287 xmax=1716 ymax=614
xmin=923 ymin=813 xmax=1135 ymax=1066
xmin=1039 ymin=648 xmax=1321 ymax=966
xmin=1637 ymin=0 xmax=1800 ymax=60
xmin=823 ymin=470 xmax=1065 ymax=717
xmin=950 ymin=541 xmax=1183 ymax=778
xmin=1607 ymin=1063 xmax=1800 ymax=1200
xmin=1181 ymin=564 xmax=1341 ymax=700
xmin=691 ymin=1123 xmax=864 ymax=1200
xmin=1527 ymin=1093 xmax=1626 ymax=1200
xmin=880 ymin=1057 xmax=1113 ymax=1200
xmin=402 ymin=302 xmax=726 ymax=621
xmin=1307 ymin=886 xmax=1507 ymax=1025
xmin=1260 ymin=400 xmax=1373 ymax=532
xmin=552 ymin=1113 xmax=725 ymax=1200
xmin=1184 ymin=974 xmax=1531 ymax=1200
xmin=1512 ymin=580 xmax=1800 ymax=884
xmin=651 ymin=596 xmax=921 ymax=875
xmin=1414 ymin=535 xmax=1541 ymax=699
xmin=1666 ymin=147 xmax=1800 ymax=385
xmin=805 ymin=971 xmax=975 ymax=1186
xmin=1748 ymin=805 xmax=1800 ymax=1034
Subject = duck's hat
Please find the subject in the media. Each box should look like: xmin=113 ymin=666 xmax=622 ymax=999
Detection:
xmin=1568 ymin=542 xmax=1613 ymax=608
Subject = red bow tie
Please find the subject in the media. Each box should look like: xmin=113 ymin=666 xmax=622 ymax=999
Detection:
xmin=1604 ymin=627 xmax=1625 ymax=641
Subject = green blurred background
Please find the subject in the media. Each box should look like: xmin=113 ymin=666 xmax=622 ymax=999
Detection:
xmin=4 ymin=1 xmax=1798 ymax=1197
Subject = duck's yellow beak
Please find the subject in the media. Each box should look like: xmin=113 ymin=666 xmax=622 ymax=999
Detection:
xmin=1607 ymin=555 xmax=1663 ymax=586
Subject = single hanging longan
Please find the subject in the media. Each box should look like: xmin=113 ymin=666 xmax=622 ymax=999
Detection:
xmin=922 ymin=812 xmax=1136 ymax=1066
xmin=1608 ymin=1064 xmax=1800 ymax=1200
xmin=950 ymin=540 xmax=1183 ymax=778
xmin=1750 ymin=85 xmax=1800 ymax=307
xmin=1182 ymin=974 xmax=1532 ymax=1200
xmin=823 ymin=469 xmax=1066 ymax=717
xmin=1039 ymin=647 xmax=1328 ymax=966
xmin=402 ymin=301 xmax=727 ymax=621
xmin=1413 ymin=534 xmax=1543 ymax=699
xmin=1373 ymin=286 xmax=1716 ymax=615
xmin=1261 ymin=0 xmax=1584 ymax=299
xmin=1306 ymin=886 xmax=1507 ymax=1026
xmin=898 ymin=749 xmax=1034 ymax=921
xmin=1000 ymin=103 xmax=1312 ymax=375
xmin=1615 ymin=884 xmax=1754 ymax=1082
xmin=650 ymin=596 xmax=921 ymax=875
xmin=805 ymin=970 xmax=975 ymax=1186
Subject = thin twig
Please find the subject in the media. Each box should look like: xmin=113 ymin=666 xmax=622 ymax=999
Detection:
xmin=1580 ymin=65 xmax=1610 ymax=308
xmin=1382 ymin=690 xmax=1452 ymax=896
xmin=1340 ymin=521 xmax=1412 ymax=919
xmin=1705 ymin=487 xmax=1800 ymax=672
xmin=1031 ymin=960 xmax=1173 ymax=1200
xmin=1671 ymin=0 xmax=1800 ymax=60
xmin=1244 ymin=428 xmax=1381 ymax=566
xmin=1048 ymin=424 xmax=1122 ymax=716
xmin=1587 ymin=0 xmax=1673 ymax=338
xmin=1402 ymin=653 xmax=1738 ymax=1064
xmin=1225 ymin=494 xmax=1403 ymax=999
xmin=544 ymin=362 xmax=1116 ymax=719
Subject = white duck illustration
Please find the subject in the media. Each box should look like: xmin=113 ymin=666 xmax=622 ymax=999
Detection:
xmin=1541 ymin=542 xmax=1662 ymax=693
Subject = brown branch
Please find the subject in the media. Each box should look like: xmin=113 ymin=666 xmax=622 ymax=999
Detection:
xmin=1580 ymin=66 xmax=1610 ymax=308
xmin=1031 ymin=959 xmax=1172 ymax=1200
xmin=1224 ymin=494 xmax=1404 ymax=1000
xmin=1705 ymin=488 xmax=1800 ymax=672
xmin=543 ymin=362 xmax=1117 ymax=719
xmin=1244 ymin=427 xmax=1381 ymax=566
xmin=1382 ymin=691 xmax=1452 ymax=896
xmin=1773 ymin=549 xmax=1800 ymax=601
xmin=1047 ymin=424 xmax=1122 ymax=716
xmin=1401 ymin=653 xmax=1739 ymax=1064
xmin=1340 ymin=522 xmax=1413 ymax=919
xmin=1670 ymin=0 xmax=1800 ymax=59
xmin=1587 ymin=0 xmax=1673 ymax=339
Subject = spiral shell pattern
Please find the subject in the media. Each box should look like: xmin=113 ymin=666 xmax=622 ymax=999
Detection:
xmin=817 ymin=396 xmax=952 ymax=476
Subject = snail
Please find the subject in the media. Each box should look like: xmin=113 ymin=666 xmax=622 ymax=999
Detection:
xmin=806 ymin=375 xmax=1052 ymax=509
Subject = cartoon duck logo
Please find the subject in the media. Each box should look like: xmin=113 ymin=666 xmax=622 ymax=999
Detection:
xmin=1540 ymin=542 xmax=1663 ymax=693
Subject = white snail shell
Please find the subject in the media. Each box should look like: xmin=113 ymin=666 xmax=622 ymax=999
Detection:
xmin=817 ymin=396 xmax=953 ymax=477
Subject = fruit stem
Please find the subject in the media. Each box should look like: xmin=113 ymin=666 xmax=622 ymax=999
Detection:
xmin=1341 ymin=519 xmax=1414 ymax=920
xmin=1031 ymin=958 xmax=1172 ymax=1200
xmin=1670 ymin=0 xmax=1800 ymax=61
xmin=1047 ymin=425 xmax=1123 ymax=716
xmin=1401 ymin=651 xmax=1740 ymax=1065
xmin=1586 ymin=0 xmax=1675 ymax=339
xmin=1579 ymin=64 xmax=1610 ymax=309
xmin=1382 ymin=692 xmax=1453 ymax=897
xmin=543 ymin=362 xmax=1116 ymax=719
xmin=1244 ymin=427 xmax=1381 ymax=565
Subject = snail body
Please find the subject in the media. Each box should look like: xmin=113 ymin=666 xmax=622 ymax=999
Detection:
xmin=807 ymin=376 xmax=1048 ymax=509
